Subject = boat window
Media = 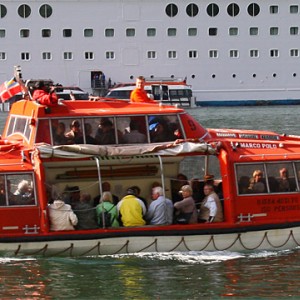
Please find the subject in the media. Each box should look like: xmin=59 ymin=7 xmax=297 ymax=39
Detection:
xmin=95 ymin=117 xmax=117 ymax=145
xmin=6 ymin=116 xmax=16 ymax=136
xmin=106 ymin=90 xmax=131 ymax=99
xmin=236 ymin=162 xmax=300 ymax=195
xmin=0 ymin=173 xmax=36 ymax=206
xmin=148 ymin=114 xmax=183 ymax=143
xmin=117 ymin=116 xmax=148 ymax=144
xmin=36 ymin=119 xmax=51 ymax=144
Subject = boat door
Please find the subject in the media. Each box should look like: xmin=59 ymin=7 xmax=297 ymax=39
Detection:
xmin=151 ymin=85 xmax=169 ymax=101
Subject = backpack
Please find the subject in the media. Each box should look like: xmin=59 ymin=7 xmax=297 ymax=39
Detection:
xmin=99 ymin=205 xmax=115 ymax=228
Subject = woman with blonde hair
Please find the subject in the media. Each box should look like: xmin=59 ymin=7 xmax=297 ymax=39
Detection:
xmin=96 ymin=191 xmax=119 ymax=228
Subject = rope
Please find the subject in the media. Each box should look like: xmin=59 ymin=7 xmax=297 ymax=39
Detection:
xmin=137 ymin=238 xmax=158 ymax=252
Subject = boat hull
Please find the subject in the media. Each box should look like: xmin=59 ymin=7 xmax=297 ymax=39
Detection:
xmin=2 ymin=224 xmax=300 ymax=257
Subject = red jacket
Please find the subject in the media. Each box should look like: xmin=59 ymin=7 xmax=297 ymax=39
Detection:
xmin=32 ymin=89 xmax=58 ymax=106
xmin=130 ymin=88 xmax=156 ymax=103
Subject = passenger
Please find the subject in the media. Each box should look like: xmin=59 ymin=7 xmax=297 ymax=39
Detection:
xmin=130 ymin=76 xmax=157 ymax=103
xmin=174 ymin=185 xmax=198 ymax=224
xmin=238 ymin=176 xmax=250 ymax=194
xmin=171 ymin=173 xmax=189 ymax=203
xmin=75 ymin=123 xmax=96 ymax=144
xmin=248 ymin=170 xmax=266 ymax=193
xmin=117 ymin=188 xmax=146 ymax=227
xmin=65 ymin=120 xmax=83 ymax=144
xmin=13 ymin=180 xmax=34 ymax=204
xmin=73 ymin=193 xmax=98 ymax=230
xmin=96 ymin=191 xmax=119 ymax=228
xmin=32 ymin=80 xmax=58 ymax=106
xmin=146 ymin=186 xmax=173 ymax=225
xmin=150 ymin=119 xmax=177 ymax=143
xmin=204 ymin=174 xmax=218 ymax=193
xmin=93 ymin=181 xmax=119 ymax=206
xmin=53 ymin=122 xmax=68 ymax=145
xmin=130 ymin=185 xmax=148 ymax=209
xmin=278 ymin=168 xmax=291 ymax=192
xmin=63 ymin=185 xmax=81 ymax=208
xmin=95 ymin=118 xmax=116 ymax=145
xmin=48 ymin=198 xmax=78 ymax=231
xmin=123 ymin=119 xmax=147 ymax=144
xmin=198 ymin=184 xmax=224 ymax=223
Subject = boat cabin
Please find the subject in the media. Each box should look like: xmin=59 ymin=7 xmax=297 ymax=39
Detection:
xmin=0 ymin=99 xmax=299 ymax=242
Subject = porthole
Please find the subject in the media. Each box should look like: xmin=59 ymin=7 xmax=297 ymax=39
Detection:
xmin=130 ymin=75 xmax=134 ymax=80
xmin=186 ymin=3 xmax=199 ymax=17
xmin=39 ymin=4 xmax=52 ymax=18
xmin=191 ymin=74 xmax=195 ymax=79
xmin=293 ymin=73 xmax=297 ymax=77
xmin=18 ymin=4 xmax=31 ymax=18
xmin=232 ymin=74 xmax=236 ymax=78
xmin=247 ymin=3 xmax=260 ymax=17
xmin=166 ymin=3 xmax=178 ymax=17
xmin=252 ymin=73 xmax=256 ymax=78
xmin=227 ymin=3 xmax=240 ymax=17
xmin=212 ymin=74 xmax=216 ymax=78
xmin=272 ymin=73 xmax=277 ymax=78
xmin=0 ymin=4 xmax=7 ymax=18
xmin=207 ymin=3 xmax=219 ymax=17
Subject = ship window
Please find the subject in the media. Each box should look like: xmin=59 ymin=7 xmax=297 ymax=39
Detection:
xmin=207 ymin=3 xmax=219 ymax=17
xmin=20 ymin=29 xmax=30 ymax=38
xmin=290 ymin=27 xmax=298 ymax=35
xmin=250 ymin=49 xmax=259 ymax=58
xmin=208 ymin=28 xmax=217 ymax=36
xmin=105 ymin=51 xmax=115 ymax=60
xmin=188 ymin=28 xmax=197 ymax=36
xmin=186 ymin=3 xmax=199 ymax=17
xmin=147 ymin=51 xmax=156 ymax=59
xmin=147 ymin=28 xmax=156 ymax=37
xmin=39 ymin=4 xmax=52 ymax=18
xmin=63 ymin=52 xmax=73 ymax=60
xmin=229 ymin=50 xmax=239 ymax=58
xmin=249 ymin=27 xmax=258 ymax=36
xmin=42 ymin=29 xmax=51 ymax=38
xmin=42 ymin=52 xmax=52 ymax=60
xmin=209 ymin=50 xmax=218 ymax=58
xmin=85 ymin=52 xmax=94 ymax=60
xmin=167 ymin=28 xmax=177 ymax=37
xmin=165 ymin=3 xmax=178 ymax=18
xmin=270 ymin=49 xmax=279 ymax=57
xmin=0 ymin=29 xmax=5 ymax=37
xmin=290 ymin=5 xmax=298 ymax=14
xmin=168 ymin=50 xmax=177 ymax=59
xmin=63 ymin=29 xmax=72 ymax=38
xmin=84 ymin=29 xmax=93 ymax=37
xmin=247 ymin=3 xmax=260 ymax=17
xmin=227 ymin=3 xmax=240 ymax=17
xmin=18 ymin=4 xmax=31 ymax=18
xmin=117 ymin=116 xmax=148 ymax=144
xmin=270 ymin=27 xmax=278 ymax=35
xmin=188 ymin=50 xmax=198 ymax=58
xmin=290 ymin=49 xmax=299 ymax=57
xmin=126 ymin=28 xmax=135 ymax=37
xmin=21 ymin=52 xmax=30 ymax=61
xmin=0 ymin=52 xmax=6 ymax=60
xmin=229 ymin=27 xmax=238 ymax=36
xmin=269 ymin=5 xmax=278 ymax=14
xmin=0 ymin=4 xmax=7 ymax=18
xmin=148 ymin=114 xmax=182 ymax=143
xmin=105 ymin=28 xmax=114 ymax=37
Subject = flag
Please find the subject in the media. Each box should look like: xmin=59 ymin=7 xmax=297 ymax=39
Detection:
xmin=0 ymin=78 xmax=22 ymax=102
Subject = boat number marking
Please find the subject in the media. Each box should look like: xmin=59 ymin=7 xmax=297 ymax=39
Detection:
xmin=187 ymin=120 xmax=197 ymax=131
xmin=258 ymin=196 xmax=300 ymax=213
xmin=239 ymin=142 xmax=277 ymax=149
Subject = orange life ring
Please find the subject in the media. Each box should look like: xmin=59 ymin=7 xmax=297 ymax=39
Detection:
xmin=0 ymin=140 xmax=20 ymax=151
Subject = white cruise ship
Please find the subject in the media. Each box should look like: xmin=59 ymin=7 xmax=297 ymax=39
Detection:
xmin=1 ymin=1 xmax=300 ymax=106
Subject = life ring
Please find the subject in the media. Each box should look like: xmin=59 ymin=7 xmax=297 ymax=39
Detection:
xmin=0 ymin=140 xmax=20 ymax=151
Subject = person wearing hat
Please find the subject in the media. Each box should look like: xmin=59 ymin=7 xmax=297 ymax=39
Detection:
xmin=117 ymin=187 xmax=146 ymax=227
xmin=32 ymin=80 xmax=58 ymax=106
xmin=198 ymin=184 xmax=223 ymax=223
xmin=174 ymin=185 xmax=197 ymax=224
xmin=65 ymin=120 xmax=83 ymax=143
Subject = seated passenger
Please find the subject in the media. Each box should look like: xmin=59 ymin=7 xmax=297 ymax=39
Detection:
xmin=150 ymin=119 xmax=177 ymax=143
xmin=13 ymin=180 xmax=34 ymax=205
xmin=53 ymin=122 xmax=68 ymax=145
xmin=96 ymin=191 xmax=119 ymax=228
xmin=174 ymin=185 xmax=197 ymax=224
xmin=146 ymin=186 xmax=173 ymax=225
xmin=93 ymin=181 xmax=119 ymax=206
xmin=95 ymin=118 xmax=116 ymax=145
xmin=130 ymin=185 xmax=148 ymax=210
xmin=48 ymin=198 xmax=78 ymax=231
xmin=248 ymin=170 xmax=266 ymax=193
xmin=278 ymin=168 xmax=294 ymax=192
xmin=198 ymin=184 xmax=224 ymax=223
xmin=117 ymin=188 xmax=146 ymax=227
xmin=73 ymin=193 xmax=98 ymax=230
xmin=74 ymin=123 xmax=96 ymax=144
xmin=123 ymin=120 xmax=147 ymax=144
xmin=65 ymin=120 xmax=83 ymax=144
xmin=171 ymin=173 xmax=189 ymax=203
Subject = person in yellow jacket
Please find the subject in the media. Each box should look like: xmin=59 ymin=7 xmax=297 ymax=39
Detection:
xmin=117 ymin=188 xmax=146 ymax=227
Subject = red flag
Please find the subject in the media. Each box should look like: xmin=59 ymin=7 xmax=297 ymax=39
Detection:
xmin=0 ymin=78 xmax=22 ymax=102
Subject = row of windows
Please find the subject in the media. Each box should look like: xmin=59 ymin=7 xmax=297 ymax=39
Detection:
xmin=1 ymin=26 xmax=299 ymax=39
xmin=0 ymin=3 xmax=298 ymax=19
xmin=1 ymin=48 xmax=299 ymax=62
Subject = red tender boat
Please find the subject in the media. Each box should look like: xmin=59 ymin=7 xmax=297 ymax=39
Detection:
xmin=0 ymin=96 xmax=300 ymax=257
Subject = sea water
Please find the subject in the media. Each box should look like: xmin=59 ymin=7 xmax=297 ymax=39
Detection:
xmin=0 ymin=106 xmax=300 ymax=299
